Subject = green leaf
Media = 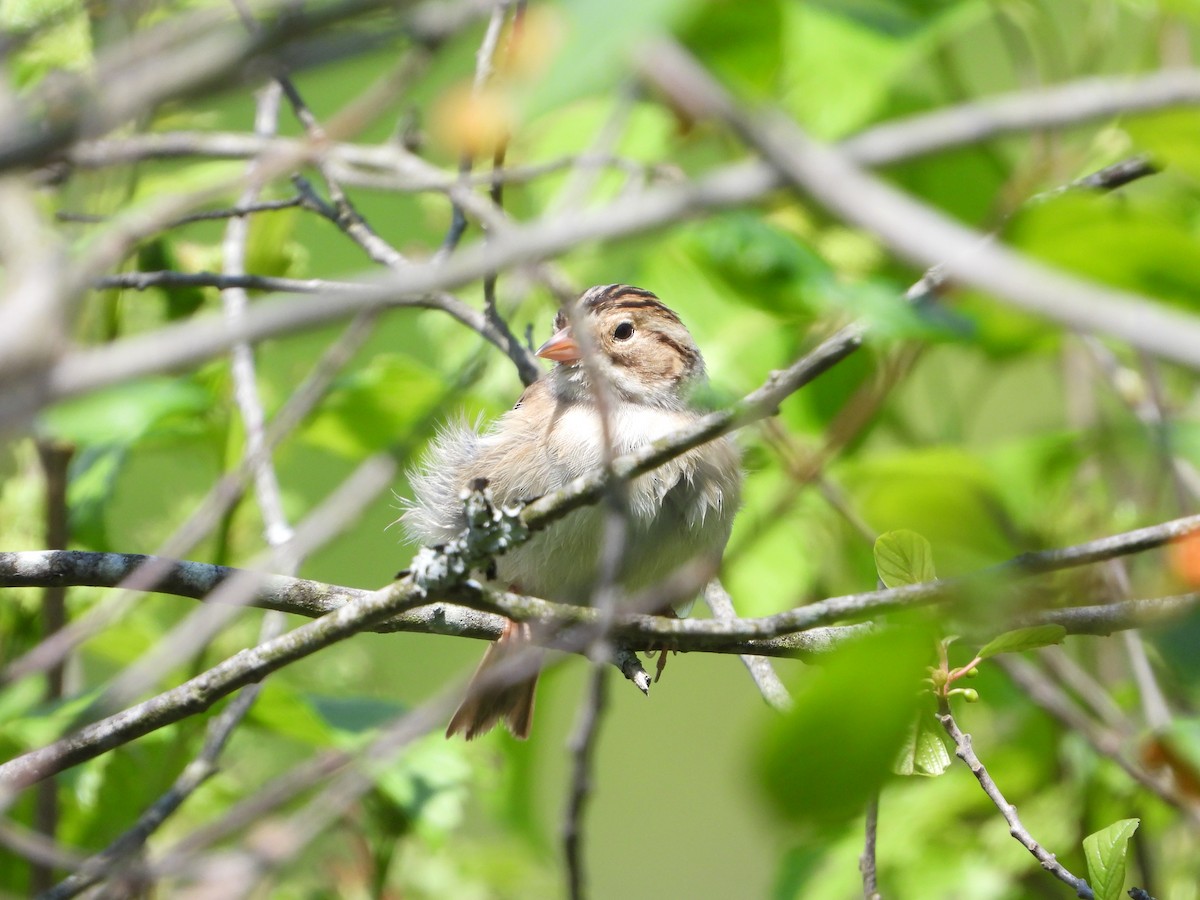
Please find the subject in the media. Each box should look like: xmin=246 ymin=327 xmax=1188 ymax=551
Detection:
xmin=4 ymin=0 xmax=92 ymax=88
xmin=63 ymin=726 xmax=189 ymax=850
xmin=245 ymin=207 xmax=305 ymax=278
xmin=757 ymin=628 xmax=932 ymax=830
xmin=41 ymin=378 xmax=211 ymax=447
xmin=1008 ymin=191 xmax=1200 ymax=313
xmin=687 ymin=213 xmax=830 ymax=317
xmin=64 ymin=445 xmax=124 ymax=550
xmin=977 ymin=625 xmax=1067 ymax=660
xmin=245 ymin=682 xmax=334 ymax=747
xmin=1083 ymin=818 xmax=1139 ymax=900
xmin=771 ymin=843 xmax=826 ymax=900
xmin=1126 ymin=110 xmax=1200 ymax=186
xmin=780 ymin=4 xmax=911 ymax=139
xmin=374 ymin=737 xmax=473 ymax=840
xmin=301 ymin=355 xmax=443 ymax=458
xmin=39 ymin=378 xmax=213 ymax=550
xmin=681 ymin=0 xmax=784 ymax=97
xmin=894 ymin=710 xmax=952 ymax=777
xmin=874 ymin=529 xmax=936 ymax=587
xmin=309 ymin=694 xmax=407 ymax=734
xmin=846 ymin=449 xmax=1020 ymax=575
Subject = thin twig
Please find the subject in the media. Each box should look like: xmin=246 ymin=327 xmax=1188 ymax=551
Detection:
xmin=30 ymin=441 xmax=73 ymax=894
xmin=703 ymin=579 xmax=790 ymax=711
xmin=563 ymin=665 xmax=607 ymax=900
xmin=55 ymin=197 xmax=307 ymax=228
xmin=63 ymin=67 xmax=1200 ymax=183
xmin=936 ymin=696 xmax=1094 ymax=898
xmin=859 ymin=791 xmax=881 ymax=900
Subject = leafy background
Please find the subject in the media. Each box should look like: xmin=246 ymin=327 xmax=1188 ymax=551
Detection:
xmin=2 ymin=0 xmax=1200 ymax=897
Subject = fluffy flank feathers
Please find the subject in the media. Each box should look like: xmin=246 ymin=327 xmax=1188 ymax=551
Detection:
xmin=399 ymin=418 xmax=482 ymax=547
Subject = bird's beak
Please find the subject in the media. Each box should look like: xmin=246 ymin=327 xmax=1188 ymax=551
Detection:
xmin=535 ymin=325 xmax=581 ymax=363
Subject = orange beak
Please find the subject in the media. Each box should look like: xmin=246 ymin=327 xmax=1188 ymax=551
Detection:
xmin=535 ymin=325 xmax=581 ymax=363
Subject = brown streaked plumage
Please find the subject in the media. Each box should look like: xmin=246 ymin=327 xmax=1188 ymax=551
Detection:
xmin=402 ymin=284 xmax=741 ymax=740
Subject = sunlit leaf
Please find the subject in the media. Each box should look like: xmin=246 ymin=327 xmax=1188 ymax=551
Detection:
xmin=4 ymin=0 xmax=92 ymax=87
xmin=874 ymin=529 xmax=936 ymax=587
xmin=757 ymin=628 xmax=932 ymax=830
xmin=246 ymin=682 xmax=334 ymax=747
xmin=64 ymin=445 xmax=124 ymax=550
xmin=1126 ymin=110 xmax=1200 ymax=186
xmin=1083 ymin=818 xmax=1139 ymax=900
xmin=1009 ymin=191 xmax=1200 ymax=312
xmin=845 ymin=449 xmax=1019 ymax=575
xmin=245 ymin=207 xmax=306 ymax=278
xmin=681 ymin=0 xmax=784 ymax=97
xmin=374 ymin=737 xmax=473 ymax=840
xmin=977 ymin=625 xmax=1067 ymax=659
xmin=41 ymin=378 xmax=211 ymax=447
xmin=687 ymin=213 xmax=828 ymax=317
xmin=301 ymin=355 xmax=444 ymax=458
xmin=894 ymin=710 xmax=952 ymax=777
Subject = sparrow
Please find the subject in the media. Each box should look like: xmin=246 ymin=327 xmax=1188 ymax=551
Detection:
xmin=402 ymin=284 xmax=741 ymax=739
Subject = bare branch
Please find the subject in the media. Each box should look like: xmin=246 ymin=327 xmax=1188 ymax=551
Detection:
xmin=840 ymin=71 xmax=1200 ymax=166
xmin=937 ymin=696 xmax=1094 ymax=898
xmin=0 ymin=0 xmax=494 ymax=173
xmin=4 ymin=504 xmax=1200 ymax=666
xmin=703 ymin=579 xmax=790 ymax=711
xmin=64 ymin=66 xmax=1200 ymax=183
xmin=859 ymin=792 xmax=881 ymax=900
xmin=56 ymin=196 xmax=308 ymax=228
xmin=30 ymin=441 xmax=72 ymax=894
xmin=563 ymin=665 xmax=607 ymax=900
xmin=642 ymin=40 xmax=1200 ymax=372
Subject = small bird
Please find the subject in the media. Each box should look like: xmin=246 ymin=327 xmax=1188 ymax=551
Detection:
xmin=402 ymin=284 xmax=741 ymax=739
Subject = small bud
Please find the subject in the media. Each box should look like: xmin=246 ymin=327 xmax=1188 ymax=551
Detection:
xmin=962 ymin=689 xmax=979 ymax=703
xmin=966 ymin=667 xmax=979 ymax=678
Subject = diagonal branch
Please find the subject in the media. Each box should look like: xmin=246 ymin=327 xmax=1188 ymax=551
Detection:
xmin=641 ymin=40 xmax=1200 ymax=373
xmin=937 ymin=696 xmax=1094 ymax=898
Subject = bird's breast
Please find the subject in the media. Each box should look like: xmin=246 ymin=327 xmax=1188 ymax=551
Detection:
xmin=493 ymin=402 xmax=740 ymax=604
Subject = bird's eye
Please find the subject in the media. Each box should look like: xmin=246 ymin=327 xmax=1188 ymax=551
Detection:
xmin=613 ymin=321 xmax=634 ymax=341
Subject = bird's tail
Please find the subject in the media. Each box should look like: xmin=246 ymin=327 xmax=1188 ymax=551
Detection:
xmin=446 ymin=618 xmax=541 ymax=740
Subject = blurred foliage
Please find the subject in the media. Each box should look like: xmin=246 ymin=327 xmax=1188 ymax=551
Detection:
xmin=0 ymin=0 xmax=1199 ymax=897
